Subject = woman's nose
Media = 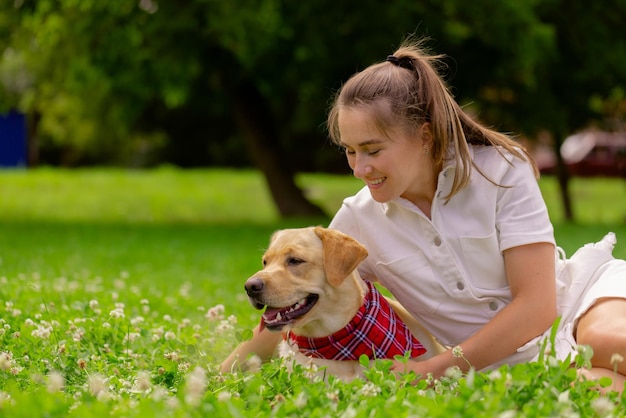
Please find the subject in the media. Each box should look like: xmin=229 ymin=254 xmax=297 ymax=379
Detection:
xmin=351 ymin=155 xmax=372 ymax=178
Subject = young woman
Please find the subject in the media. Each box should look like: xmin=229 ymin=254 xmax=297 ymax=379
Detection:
xmin=223 ymin=40 xmax=626 ymax=391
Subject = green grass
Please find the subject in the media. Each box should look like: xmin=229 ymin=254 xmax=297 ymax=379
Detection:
xmin=0 ymin=168 xmax=624 ymax=416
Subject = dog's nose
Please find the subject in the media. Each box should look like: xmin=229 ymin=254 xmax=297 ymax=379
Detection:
xmin=245 ymin=278 xmax=264 ymax=296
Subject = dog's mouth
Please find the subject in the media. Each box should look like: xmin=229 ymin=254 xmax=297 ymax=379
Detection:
xmin=259 ymin=294 xmax=319 ymax=331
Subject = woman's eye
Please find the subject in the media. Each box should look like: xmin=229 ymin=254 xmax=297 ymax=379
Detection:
xmin=368 ymin=149 xmax=380 ymax=156
xmin=344 ymin=148 xmax=355 ymax=156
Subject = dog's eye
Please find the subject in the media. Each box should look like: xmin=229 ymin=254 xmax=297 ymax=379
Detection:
xmin=262 ymin=259 xmax=267 ymax=267
xmin=287 ymin=257 xmax=304 ymax=266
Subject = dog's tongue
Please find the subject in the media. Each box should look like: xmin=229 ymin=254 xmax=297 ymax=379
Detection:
xmin=262 ymin=307 xmax=292 ymax=325
xmin=259 ymin=296 xmax=318 ymax=331
xmin=263 ymin=307 xmax=282 ymax=319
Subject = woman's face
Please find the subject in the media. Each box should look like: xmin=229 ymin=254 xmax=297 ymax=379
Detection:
xmin=337 ymin=106 xmax=437 ymax=206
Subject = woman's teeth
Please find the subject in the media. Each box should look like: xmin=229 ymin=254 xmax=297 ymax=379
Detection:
xmin=369 ymin=177 xmax=385 ymax=185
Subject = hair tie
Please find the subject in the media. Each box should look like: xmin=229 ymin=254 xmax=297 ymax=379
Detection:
xmin=386 ymin=54 xmax=414 ymax=71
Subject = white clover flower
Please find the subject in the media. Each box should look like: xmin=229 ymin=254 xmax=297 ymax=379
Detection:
xmin=216 ymin=321 xmax=234 ymax=333
xmin=0 ymin=352 xmax=14 ymax=371
xmin=444 ymin=366 xmax=463 ymax=380
xmin=47 ymin=371 xmax=65 ymax=393
xmin=130 ymin=316 xmax=145 ymax=326
xmin=163 ymin=315 xmax=172 ymax=322
xmin=217 ymin=391 xmax=232 ymax=402
xmin=72 ymin=329 xmax=85 ymax=342
xmin=31 ymin=324 xmax=53 ymax=339
xmin=89 ymin=300 xmax=99 ymax=310
xmin=164 ymin=331 xmax=176 ymax=341
xmin=179 ymin=282 xmax=192 ymax=298
xmin=131 ymin=371 xmax=152 ymax=393
xmin=452 ymin=345 xmax=464 ymax=359
xmin=151 ymin=386 xmax=168 ymax=402
xmin=425 ymin=372 xmax=435 ymax=386
xmin=88 ymin=373 xmax=108 ymax=397
xmin=109 ymin=308 xmax=125 ymax=319
xmin=164 ymin=352 xmax=179 ymax=362
xmin=178 ymin=362 xmax=190 ymax=373
xmin=165 ymin=395 xmax=180 ymax=410
xmin=0 ymin=391 xmax=12 ymax=408
xmin=184 ymin=366 xmax=207 ymax=406
xmin=304 ymin=360 xmax=319 ymax=380
xmin=205 ymin=305 xmax=225 ymax=321
xmin=359 ymin=382 xmax=381 ymax=397
xmin=611 ymin=353 xmax=624 ymax=366
xmin=247 ymin=355 xmax=262 ymax=373
xmin=124 ymin=332 xmax=141 ymax=343
xmin=326 ymin=390 xmax=339 ymax=403
xmin=591 ymin=397 xmax=615 ymax=416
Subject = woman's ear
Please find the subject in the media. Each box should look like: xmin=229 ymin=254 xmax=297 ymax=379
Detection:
xmin=419 ymin=122 xmax=434 ymax=150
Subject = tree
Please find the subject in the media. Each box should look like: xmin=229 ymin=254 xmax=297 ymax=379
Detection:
xmin=2 ymin=0 xmax=624 ymax=220
xmin=424 ymin=0 xmax=626 ymax=220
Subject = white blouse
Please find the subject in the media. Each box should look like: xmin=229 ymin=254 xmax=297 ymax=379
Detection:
xmin=329 ymin=145 xmax=556 ymax=348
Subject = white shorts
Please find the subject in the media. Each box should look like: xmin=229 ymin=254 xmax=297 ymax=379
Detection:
xmin=572 ymin=258 xmax=626 ymax=325
xmin=487 ymin=232 xmax=626 ymax=370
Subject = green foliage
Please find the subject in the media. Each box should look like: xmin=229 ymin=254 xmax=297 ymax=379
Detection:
xmin=0 ymin=168 xmax=625 ymax=415
xmin=1 ymin=1 xmax=625 ymax=167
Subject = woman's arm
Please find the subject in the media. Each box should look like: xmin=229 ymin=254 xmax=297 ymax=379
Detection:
xmin=219 ymin=325 xmax=282 ymax=373
xmin=395 ymin=241 xmax=557 ymax=377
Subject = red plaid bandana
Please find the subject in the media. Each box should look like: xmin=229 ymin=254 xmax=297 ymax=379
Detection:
xmin=287 ymin=281 xmax=426 ymax=361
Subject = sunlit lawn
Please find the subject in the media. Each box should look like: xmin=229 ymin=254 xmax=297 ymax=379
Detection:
xmin=0 ymin=167 xmax=624 ymax=416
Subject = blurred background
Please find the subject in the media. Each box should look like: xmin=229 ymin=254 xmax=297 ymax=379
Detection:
xmin=1 ymin=0 xmax=625 ymax=220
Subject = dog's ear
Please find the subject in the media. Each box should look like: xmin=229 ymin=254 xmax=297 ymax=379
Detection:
xmin=313 ymin=227 xmax=368 ymax=286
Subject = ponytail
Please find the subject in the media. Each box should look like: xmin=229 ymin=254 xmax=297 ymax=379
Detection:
xmin=328 ymin=39 xmax=538 ymax=200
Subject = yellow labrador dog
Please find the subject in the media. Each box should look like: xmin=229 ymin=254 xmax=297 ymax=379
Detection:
xmin=221 ymin=226 xmax=444 ymax=381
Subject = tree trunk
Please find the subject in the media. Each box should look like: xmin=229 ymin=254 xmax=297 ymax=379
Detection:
xmin=228 ymin=77 xmax=327 ymax=218
xmin=27 ymin=111 xmax=41 ymax=167
xmin=552 ymin=133 xmax=574 ymax=221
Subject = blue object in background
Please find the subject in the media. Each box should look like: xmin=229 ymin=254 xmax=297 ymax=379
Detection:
xmin=0 ymin=110 xmax=27 ymax=167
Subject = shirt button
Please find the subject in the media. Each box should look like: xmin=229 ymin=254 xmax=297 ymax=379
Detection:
xmin=456 ymin=282 xmax=465 ymax=290
xmin=433 ymin=236 xmax=442 ymax=246
xmin=489 ymin=301 xmax=498 ymax=311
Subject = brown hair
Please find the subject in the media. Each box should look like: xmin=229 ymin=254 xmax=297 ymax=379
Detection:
xmin=327 ymin=39 xmax=538 ymax=200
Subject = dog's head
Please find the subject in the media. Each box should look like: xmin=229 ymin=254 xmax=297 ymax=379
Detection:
xmin=244 ymin=227 xmax=368 ymax=334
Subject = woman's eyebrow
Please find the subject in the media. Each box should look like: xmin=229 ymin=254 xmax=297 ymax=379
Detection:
xmin=339 ymin=139 xmax=385 ymax=148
